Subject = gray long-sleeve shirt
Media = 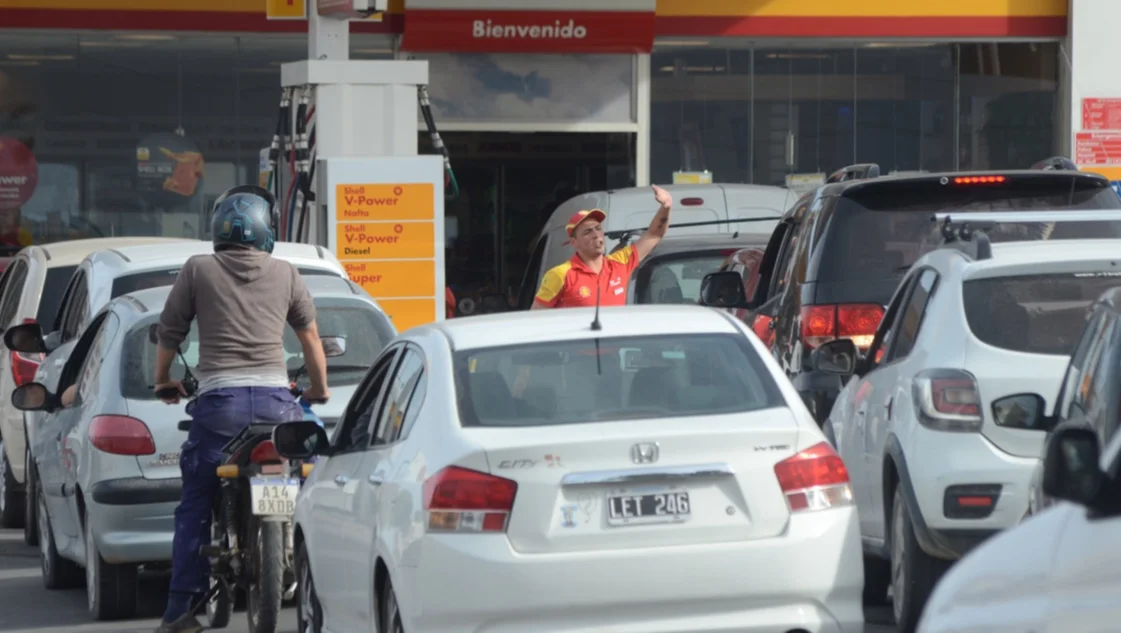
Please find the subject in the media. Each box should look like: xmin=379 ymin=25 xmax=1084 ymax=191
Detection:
xmin=157 ymin=248 xmax=316 ymax=391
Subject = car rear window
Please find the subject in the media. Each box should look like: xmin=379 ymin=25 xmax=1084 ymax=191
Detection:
xmin=818 ymin=176 xmax=1121 ymax=283
xmin=634 ymin=251 xmax=729 ymax=304
xmin=36 ymin=265 xmax=78 ymax=324
xmin=112 ymin=266 xmax=341 ymax=298
xmin=453 ymin=334 xmax=785 ymax=427
xmin=121 ymin=303 xmax=393 ymax=399
xmin=962 ymin=272 xmax=1121 ymax=355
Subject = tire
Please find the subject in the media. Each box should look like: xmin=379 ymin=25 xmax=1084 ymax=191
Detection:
xmin=0 ymin=437 xmax=26 ymax=529
xmin=296 ymin=541 xmax=323 ymax=633
xmin=381 ymin=576 xmax=405 ymax=633
xmin=23 ymin=449 xmax=38 ymax=546
xmin=890 ymin=486 xmax=951 ymax=633
xmin=84 ymin=509 xmax=138 ymax=621
xmin=205 ymin=512 xmax=233 ymax=630
xmin=246 ymin=520 xmax=284 ymax=633
xmin=862 ymin=554 xmax=891 ymax=606
xmin=36 ymin=479 xmax=82 ymax=590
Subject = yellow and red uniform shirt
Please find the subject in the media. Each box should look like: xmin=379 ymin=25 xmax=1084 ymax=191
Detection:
xmin=534 ymin=245 xmax=641 ymax=308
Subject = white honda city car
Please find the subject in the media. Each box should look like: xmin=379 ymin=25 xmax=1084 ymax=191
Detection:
xmin=273 ymin=304 xmax=864 ymax=633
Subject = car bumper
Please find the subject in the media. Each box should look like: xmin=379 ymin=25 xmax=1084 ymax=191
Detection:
xmin=400 ymin=508 xmax=864 ymax=633
xmin=907 ymin=429 xmax=1035 ymax=555
xmin=87 ymin=477 xmax=181 ymax=564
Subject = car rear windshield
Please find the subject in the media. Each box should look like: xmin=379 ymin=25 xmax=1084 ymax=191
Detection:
xmin=36 ymin=265 xmax=78 ymax=325
xmin=453 ymin=334 xmax=786 ymax=427
xmin=962 ymin=272 xmax=1121 ymax=355
xmin=121 ymin=303 xmax=392 ymax=399
xmin=818 ymin=177 xmax=1121 ymax=283
xmin=634 ymin=251 xmax=729 ymax=304
xmin=111 ymin=266 xmax=344 ymax=298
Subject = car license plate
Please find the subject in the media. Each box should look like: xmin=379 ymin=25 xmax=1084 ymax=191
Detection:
xmin=606 ymin=491 xmax=690 ymax=526
xmin=249 ymin=477 xmax=300 ymax=517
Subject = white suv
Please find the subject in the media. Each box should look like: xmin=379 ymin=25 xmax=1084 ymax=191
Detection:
xmin=814 ymin=214 xmax=1121 ymax=632
xmin=0 ymin=237 xmax=195 ymax=530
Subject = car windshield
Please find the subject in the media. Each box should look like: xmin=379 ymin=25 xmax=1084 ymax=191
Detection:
xmin=962 ymin=272 xmax=1121 ymax=355
xmin=36 ymin=265 xmax=78 ymax=324
xmin=120 ymin=302 xmax=393 ymax=399
xmin=454 ymin=333 xmax=785 ymax=427
xmin=634 ymin=251 xmax=730 ymax=304
xmin=818 ymin=177 xmax=1121 ymax=283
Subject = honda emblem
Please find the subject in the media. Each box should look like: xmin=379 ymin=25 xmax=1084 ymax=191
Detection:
xmin=630 ymin=442 xmax=659 ymax=464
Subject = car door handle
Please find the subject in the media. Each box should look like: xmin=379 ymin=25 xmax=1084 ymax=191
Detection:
xmin=368 ymin=474 xmax=384 ymax=485
xmin=885 ymin=396 xmax=894 ymax=419
xmin=333 ymin=475 xmax=349 ymax=486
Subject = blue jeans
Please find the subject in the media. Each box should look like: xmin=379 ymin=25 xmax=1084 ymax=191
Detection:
xmin=168 ymin=387 xmax=303 ymax=595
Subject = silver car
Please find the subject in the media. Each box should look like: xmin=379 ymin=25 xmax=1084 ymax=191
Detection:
xmin=12 ymin=275 xmax=394 ymax=621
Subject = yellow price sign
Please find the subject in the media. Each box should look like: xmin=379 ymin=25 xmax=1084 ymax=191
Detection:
xmin=344 ymin=260 xmax=436 ymax=298
xmin=336 ymin=183 xmax=435 ymax=222
xmin=336 ymin=222 xmax=435 ymax=260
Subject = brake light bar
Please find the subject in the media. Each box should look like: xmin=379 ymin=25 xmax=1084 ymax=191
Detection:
xmin=423 ymin=466 xmax=517 ymax=533
xmin=680 ymin=197 xmax=704 ymax=206
xmin=952 ymin=175 xmax=1006 ymax=184
xmin=773 ymin=442 xmax=853 ymax=513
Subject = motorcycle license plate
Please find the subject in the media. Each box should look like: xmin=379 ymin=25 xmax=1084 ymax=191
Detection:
xmin=249 ymin=477 xmax=300 ymax=517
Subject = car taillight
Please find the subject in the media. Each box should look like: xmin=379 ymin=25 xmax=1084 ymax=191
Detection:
xmin=10 ymin=318 xmax=42 ymax=386
xmin=89 ymin=415 xmax=156 ymax=456
xmin=800 ymin=304 xmax=883 ymax=350
xmin=773 ymin=442 xmax=853 ymax=513
xmin=423 ymin=466 xmax=517 ymax=533
xmin=250 ymin=440 xmax=282 ymax=464
xmin=912 ymin=368 xmax=982 ymax=432
xmin=952 ymin=175 xmax=1006 ymax=185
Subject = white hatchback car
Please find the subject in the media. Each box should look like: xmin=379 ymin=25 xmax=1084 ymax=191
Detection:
xmin=276 ymin=305 xmax=864 ymax=633
xmin=817 ymin=215 xmax=1121 ymax=632
xmin=0 ymin=237 xmax=195 ymax=531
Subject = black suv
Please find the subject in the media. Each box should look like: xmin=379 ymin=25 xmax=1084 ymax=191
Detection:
xmin=701 ymin=164 xmax=1121 ymax=423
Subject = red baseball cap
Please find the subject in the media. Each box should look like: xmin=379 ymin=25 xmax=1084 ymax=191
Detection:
xmin=565 ymin=209 xmax=606 ymax=237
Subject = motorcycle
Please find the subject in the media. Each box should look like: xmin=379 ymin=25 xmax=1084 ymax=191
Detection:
xmin=154 ymin=330 xmax=344 ymax=633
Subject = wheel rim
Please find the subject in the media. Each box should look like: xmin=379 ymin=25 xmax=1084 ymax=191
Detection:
xmin=37 ymin=483 xmax=50 ymax=575
xmin=299 ymin=554 xmax=318 ymax=633
xmin=86 ymin=522 xmax=98 ymax=612
xmin=0 ymin=439 xmax=7 ymax=513
xmin=891 ymin=500 xmax=907 ymax=624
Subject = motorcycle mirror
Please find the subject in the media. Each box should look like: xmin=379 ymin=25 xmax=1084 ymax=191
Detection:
xmin=321 ymin=336 xmax=346 ymax=358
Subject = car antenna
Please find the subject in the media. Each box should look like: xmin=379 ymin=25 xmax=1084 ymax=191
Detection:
xmin=591 ymin=271 xmax=603 ymax=331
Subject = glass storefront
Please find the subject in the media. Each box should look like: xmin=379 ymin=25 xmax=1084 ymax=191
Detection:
xmin=651 ymin=42 xmax=1062 ymax=186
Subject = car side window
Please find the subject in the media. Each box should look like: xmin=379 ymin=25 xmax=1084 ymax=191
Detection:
xmin=0 ymin=258 xmax=29 ymax=327
xmin=1082 ymin=314 xmax=1120 ymax=443
xmin=1059 ymin=311 xmax=1107 ymax=421
xmin=52 ymin=273 xmax=80 ymax=334
xmin=863 ymin=274 xmax=918 ymax=371
xmin=1069 ymin=312 xmax=1117 ymax=422
xmin=397 ymin=368 xmax=428 ymax=441
xmin=370 ymin=347 xmax=425 ymax=447
xmin=331 ymin=347 xmax=401 ymax=453
xmin=62 ymin=273 xmax=89 ymax=342
xmin=885 ymin=269 xmax=938 ymax=362
xmin=57 ymin=312 xmax=110 ymax=396
xmin=74 ymin=312 xmax=120 ymax=405
xmin=770 ymin=223 xmax=804 ymax=297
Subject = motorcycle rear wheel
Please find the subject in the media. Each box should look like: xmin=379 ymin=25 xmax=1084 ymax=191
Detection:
xmin=246 ymin=520 xmax=284 ymax=633
xmin=206 ymin=514 xmax=233 ymax=629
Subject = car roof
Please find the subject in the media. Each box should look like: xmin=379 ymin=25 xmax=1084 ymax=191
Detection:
xmin=84 ymin=240 xmax=341 ymax=272
xmin=115 ymin=275 xmax=375 ymax=316
xmin=643 ymin=234 xmax=769 ymax=257
xmin=812 ymin=169 xmax=1110 ymax=200
xmin=958 ymin=239 xmax=1121 ymax=279
xmin=29 ymin=238 xmax=197 ymax=267
xmin=426 ymin=305 xmax=740 ymax=351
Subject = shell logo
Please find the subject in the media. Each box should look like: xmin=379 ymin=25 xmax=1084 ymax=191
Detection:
xmin=579 ymin=286 xmax=591 ymax=298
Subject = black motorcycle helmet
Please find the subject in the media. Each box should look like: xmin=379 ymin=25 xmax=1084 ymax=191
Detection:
xmin=210 ymin=185 xmax=278 ymax=254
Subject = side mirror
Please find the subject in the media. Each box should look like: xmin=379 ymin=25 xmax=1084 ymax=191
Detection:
xmin=272 ymin=420 xmax=331 ymax=459
xmin=992 ymin=393 xmax=1050 ymax=431
xmin=320 ymin=336 xmax=346 ymax=358
xmin=699 ymin=271 xmax=749 ymax=308
xmin=4 ymin=322 xmax=45 ymax=354
xmin=11 ymin=382 xmax=58 ymax=412
xmin=1041 ymin=425 xmax=1105 ymax=507
xmin=810 ymin=339 xmax=858 ymax=375
xmin=148 ymin=323 xmax=159 ymax=345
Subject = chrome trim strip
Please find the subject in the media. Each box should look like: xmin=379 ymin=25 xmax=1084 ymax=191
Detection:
xmin=561 ymin=462 xmax=735 ymax=487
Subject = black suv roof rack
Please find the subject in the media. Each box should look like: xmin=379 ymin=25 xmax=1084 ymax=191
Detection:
xmin=1031 ymin=156 xmax=1079 ymax=171
xmin=826 ymin=163 xmax=881 ymax=183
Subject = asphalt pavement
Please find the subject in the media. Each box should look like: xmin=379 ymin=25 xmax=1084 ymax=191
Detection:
xmin=0 ymin=528 xmax=895 ymax=633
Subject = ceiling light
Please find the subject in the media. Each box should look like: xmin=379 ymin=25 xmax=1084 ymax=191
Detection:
xmin=115 ymin=33 xmax=177 ymax=41
xmin=7 ymin=54 xmax=73 ymax=61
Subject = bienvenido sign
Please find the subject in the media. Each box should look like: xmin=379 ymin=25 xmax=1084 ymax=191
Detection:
xmin=401 ymin=0 xmax=656 ymax=54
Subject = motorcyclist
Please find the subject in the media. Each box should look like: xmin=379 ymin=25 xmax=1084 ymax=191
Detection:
xmin=152 ymin=185 xmax=330 ymax=633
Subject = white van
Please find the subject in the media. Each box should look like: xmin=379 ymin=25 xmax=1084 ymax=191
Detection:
xmin=514 ymin=184 xmax=794 ymax=309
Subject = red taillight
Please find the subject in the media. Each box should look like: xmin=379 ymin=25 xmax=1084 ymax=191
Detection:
xmin=912 ymin=369 xmax=983 ymax=432
xmin=250 ymin=440 xmax=282 ymax=464
xmin=10 ymin=318 xmax=42 ymax=386
xmin=89 ymin=415 xmax=156 ymax=456
xmin=773 ymin=442 xmax=853 ymax=513
xmin=680 ymin=197 xmax=704 ymax=206
xmin=800 ymin=304 xmax=883 ymax=350
xmin=952 ymin=175 xmax=1006 ymax=185
xmin=423 ymin=466 xmax=517 ymax=533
